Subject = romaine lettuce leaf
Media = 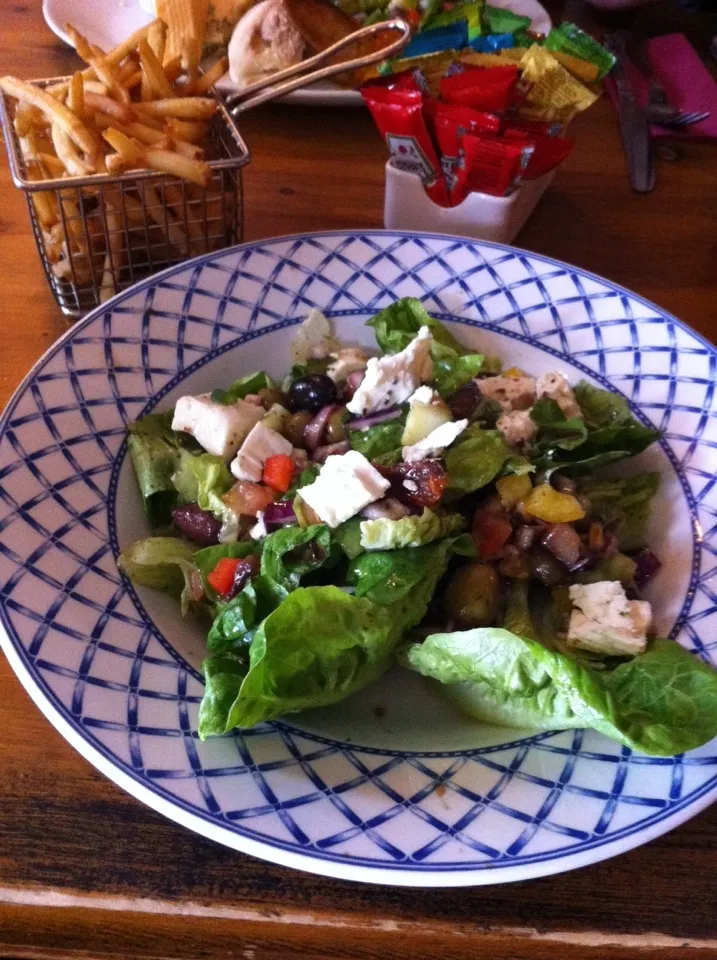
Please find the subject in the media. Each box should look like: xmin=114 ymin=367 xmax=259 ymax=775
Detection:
xmin=260 ymin=524 xmax=332 ymax=589
xmin=578 ymin=472 xmax=660 ymax=552
xmin=198 ymin=586 xmax=401 ymax=735
xmin=118 ymin=536 xmax=197 ymax=614
xmin=444 ymin=424 xmax=532 ymax=493
xmin=530 ymin=397 xmax=588 ymax=453
xmin=433 ymin=353 xmax=496 ymax=397
xmin=192 ymin=541 xmax=258 ymax=597
xmin=206 ymin=575 xmax=288 ymax=654
xmin=127 ymin=412 xmax=184 ymax=526
xmin=211 ymin=372 xmax=272 ymax=405
xmin=360 ymin=508 xmax=465 ymax=551
xmin=172 ymin=448 xmax=237 ymax=538
xmin=404 ymin=628 xmax=717 ymax=755
xmin=348 ymin=412 xmax=406 ymax=466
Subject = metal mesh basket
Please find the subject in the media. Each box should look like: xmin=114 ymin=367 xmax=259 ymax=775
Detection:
xmin=0 ymin=78 xmax=250 ymax=318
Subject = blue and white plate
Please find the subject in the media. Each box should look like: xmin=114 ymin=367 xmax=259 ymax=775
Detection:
xmin=2 ymin=231 xmax=716 ymax=886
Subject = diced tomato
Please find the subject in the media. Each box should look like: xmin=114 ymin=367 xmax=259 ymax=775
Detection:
xmin=262 ymin=454 xmax=295 ymax=493
xmin=222 ymin=480 xmax=276 ymax=517
xmin=207 ymin=557 xmax=241 ymax=597
xmin=472 ymin=508 xmax=512 ymax=560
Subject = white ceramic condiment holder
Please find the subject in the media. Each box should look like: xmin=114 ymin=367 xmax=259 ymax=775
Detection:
xmin=383 ymin=161 xmax=555 ymax=244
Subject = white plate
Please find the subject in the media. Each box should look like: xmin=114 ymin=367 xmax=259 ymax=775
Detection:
xmin=42 ymin=0 xmax=551 ymax=107
xmin=3 ymin=231 xmax=716 ymax=886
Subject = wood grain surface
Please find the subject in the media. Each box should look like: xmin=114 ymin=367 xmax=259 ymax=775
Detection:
xmin=1 ymin=1 xmax=717 ymax=958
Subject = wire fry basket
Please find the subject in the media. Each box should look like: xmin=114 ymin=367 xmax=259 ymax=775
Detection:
xmin=0 ymin=80 xmax=250 ymax=318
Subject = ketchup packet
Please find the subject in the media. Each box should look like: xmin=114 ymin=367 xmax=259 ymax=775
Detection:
xmin=361 ymin=86 xmax=451 ymax=207
xmin=425 ymin=101 xmax=502 ymax=204
xmin=503 ymin=127 xmax=573 ymax=179
xmin=462 ymin=133 xmax=533 ymax=196
xmin=439 ymin=64 xmax=520 ymax=114
xmin=360 ymin=69 xmax=423 ymax=93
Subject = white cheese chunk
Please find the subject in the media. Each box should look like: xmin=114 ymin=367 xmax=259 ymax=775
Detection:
xmin=327 ymin=347 xmax=369 ymax=383
xmin=496 ymin=410 xmax=538 ymax=449
xmin=567 ymin=581 xmax=652 ymax=657
xmin=298 ymin=450 xmax=390 ymax=528
xmin=536 ymin=372 xmax=582 ymax=420
xmin=403 ymin=419 xmax=468 ymax=462
xmin=477 ymin=374 xmax=536 ymax=412
xmin=291 ymin=309 xmax=339 ymax=365
xmin=250 ymin=511 xmax=268 ymax=540
xmin=346 ymin=326 xmax=433 ymax=416
xmin=409 ymin=385 xmax=437 ymax=406
xmin=171 ymin=394 xmax=265 ymax=460
xmin=230 ymin=421 xmax=293 ymax=483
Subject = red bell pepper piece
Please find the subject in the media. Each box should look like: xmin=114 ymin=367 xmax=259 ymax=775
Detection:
xmin=262 ymin=454 xmax=295 ymax=493
xmin=472 ymin=508 xmax=512 ymax=560
xmin=207 ymin=557 xmax=241 ymax=597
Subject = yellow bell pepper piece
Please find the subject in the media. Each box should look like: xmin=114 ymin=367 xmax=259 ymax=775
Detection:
xmin=523 ymin=484 xmax=586 ymax=523
xmin=496 ymin=474 xmax=532 ymax=510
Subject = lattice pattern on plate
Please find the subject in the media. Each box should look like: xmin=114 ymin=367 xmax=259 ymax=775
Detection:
xmin=2 ymin=232 xmax=717 ymax=885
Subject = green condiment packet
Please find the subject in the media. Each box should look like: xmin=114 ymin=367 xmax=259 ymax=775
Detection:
xmin=483 ymin=5 xmax=531 ymax=36
xmin=425 ymin=0 xmax=484 ymax=40
xmin=544 ymin=22 xmax=616 ymax=79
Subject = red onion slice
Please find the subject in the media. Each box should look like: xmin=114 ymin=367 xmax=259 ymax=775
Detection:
xmin=304 ymin=404 xmax=335 ymax=451
xmin=264 ymin=501 xmax=298 ymax=530
xmin=313 ymin=440 xmax=350 ymax=463
xmin=347 ymin=407 xmax=402 ymax=432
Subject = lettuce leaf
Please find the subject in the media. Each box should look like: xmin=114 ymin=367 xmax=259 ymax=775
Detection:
xmin=192 ymin=541 xmax=258 ymax=598
xmin=198 ymin=586 xmax=401 ymax=735
xmin=433 ymin=353 xmax=496 ymax=397
xmin=404 ymin=628 xmax=717 ymax=755
xmin=530 ymin=397 xmax=588 ymax=453
xmin=578 ymin=473 xmax=660 ymax=552
xmin=444 ymin=424 xmax=532 ymax=493
xmin=118 ymin=536 xmax=198 ymax=614
xmin=206 ymin=575 xmax=288 ymax=654
xmin=211 ymin=372 xmax=272 ymax=405
xmin=348 ymin=411 xmax=407 ymax=466
xmin=360 ymin=508 xmax=465 ymax=551
xmin=260 ymin=524 xmax=332 ymax=589
xmin=126 ymin=412 xmax=184 ymax=526
xmin=172 ymin=448 xmax=237 ymax=537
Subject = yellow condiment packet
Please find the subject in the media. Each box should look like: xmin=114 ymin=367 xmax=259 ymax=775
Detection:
xmin=519 ymin=44 xmax=598 ymax=116
xmin=549 ymin=50 xmax=600 ymax=85
xmin=386 ymin=51 xmax=455 ymax=96
xmin=456 ymin=50 xmax=516 ymax=68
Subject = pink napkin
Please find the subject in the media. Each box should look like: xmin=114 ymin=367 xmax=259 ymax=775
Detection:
xmin=604 ymin=33 xmax=717 ymax=140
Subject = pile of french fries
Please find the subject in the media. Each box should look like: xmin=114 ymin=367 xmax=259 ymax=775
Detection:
xmin=0 ymin=18 xmax=231 ymax=304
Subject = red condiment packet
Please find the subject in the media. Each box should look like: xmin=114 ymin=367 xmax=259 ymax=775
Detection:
xmin=361 ymin=69 xmax=424 ymax=94
xmin=462 ymin=133 xmax=533 ymax=197
xmin=439 ymin=64 xmax=519 ymax=114
xmin=503 ymin=127 xmax=573 ymax=179
xmin=361 ymin=86 xmax=451 ymax=207
xmin=426 ymin=101 xmax=502 ymax=205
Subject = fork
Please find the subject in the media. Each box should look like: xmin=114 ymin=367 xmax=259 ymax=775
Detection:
xmin=652 ymin=109 xmax=710 ymax=127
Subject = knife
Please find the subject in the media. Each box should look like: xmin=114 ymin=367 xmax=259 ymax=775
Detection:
xmin=604 ymin=32 xmax=656 ymax=194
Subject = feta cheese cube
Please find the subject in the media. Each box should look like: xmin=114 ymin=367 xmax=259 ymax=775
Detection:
xmin=477 ymin=374 xmax=536 ymax=412
xmin=298 ymin=450 xmax=390 ymax=527
xmin=536 ymin=372 xmax=582 ymax=420
xmin=567 ymin=581 xmax=652 ymax=657
xmin=496 ymin=410 xmax=538 ymax=449
xmin=171 ymin=394 xmax=265 ymax=460
xmin=346 ymin=326 xmax=433 ymax=416
xmin=327 ymin=347 xmax=369 ymax=383
xmin=250 ymin=511 xmax=268 ymax=540
xmin=230 ymin=422 xmax=293 ymax=483
xmin=403 ymin=419 xmax=468 ymax=462
xmin=409 ymin=385 xmax=437 ymax=406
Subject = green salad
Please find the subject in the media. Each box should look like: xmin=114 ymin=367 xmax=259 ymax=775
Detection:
xmin=119 ymin=298 xmax=717 ymax=755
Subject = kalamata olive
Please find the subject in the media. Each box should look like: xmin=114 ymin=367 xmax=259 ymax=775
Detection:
xmin=530 ymin=546 xmax=566 ymax=586
xmin=229 ymin=554 xmax=261 ymax=600
xmin=444 ymin=563 xmax=501 ymax=628
xmin=258 ymin=386 xmax=286 ymax=410
xmin=325 ymin=407 xmax=347 ymax=444
xmin=283 ymin=410 xmax=313 ymax=447
xmin=172 ymin=503 xmax=221 ymax=546
xmin=449 ymin=382 xmax=481 ymax=420
xmin=287 ymin=374 xmax=337 ymax=413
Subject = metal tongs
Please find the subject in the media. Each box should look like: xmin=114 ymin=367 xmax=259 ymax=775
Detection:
xmin=224 ymin=18 xmax=413 ymax=115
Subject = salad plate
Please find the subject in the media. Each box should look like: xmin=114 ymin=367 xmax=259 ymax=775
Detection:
xmin=42 ymin=0 xmax=552 ymax=108
xmin=2 ymin=230 xmax=717 ymax=886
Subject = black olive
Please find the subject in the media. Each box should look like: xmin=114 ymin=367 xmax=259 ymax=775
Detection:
xmin=172 ymin=504 xmax=221 ymax=546
xmin=287 ymin=374 xmax=337 ymax=413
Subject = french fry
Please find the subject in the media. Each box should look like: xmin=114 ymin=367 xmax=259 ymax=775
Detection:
xmin=143 ymin=147 xmax=212 ymax=186
xmin=123 ymin=119 xmax=166 ymax=145
xmin=135 ymin=96 xmax=216 ymax=119
xmin=83 ymin=81 xmax=109 ymax=95
xmin=163 ymin=57 xmax=183 ymax=85
xmin=181 ymin=36 xmax=200 ymax=89
xmin=147 ymin=21 xmax=167 ymax=70
xmin=138 ymin=37 xmax=175 ymax=100
xmin=14 ymin=103 xmax=45 ymax=137
xmin=0 ymin=75 xmax=97 ymax=158
xmin=67 ymin=72 xmax=85 ymax=120
xmin=157 ymin=0 xmax=209 ymax=65
xmin=164 ymin=117 xmax=208 ymax=144
xmin=100 ymin=201 xmax=124 ymax=301
xmin=51 ymin=123 xmax=95 ymax=176
xmin=122 ymin=70 xmax=144 ymax=91
xmin=105 ymin=153 xmax=126 ymax=174
xmin=102 ymin=127 xmax=145 ymax=166
xmin=38 ymin=152 xmax=67 ymax=176
xmin=142 ymin=184 xmax=188 ymax=252
xmin=83 ymin=91 xmax=132 ymax=122
xmin=169 ymin=138 xmax=204 ymax=160
xmin=104 ymin=20 xmax=157 ymax=66
xmin=193 ymin=57 xmax=228 ymax=96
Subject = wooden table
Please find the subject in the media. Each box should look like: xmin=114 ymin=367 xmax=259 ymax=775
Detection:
xmin=2 ymin=2 xmax=717 ymax=958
